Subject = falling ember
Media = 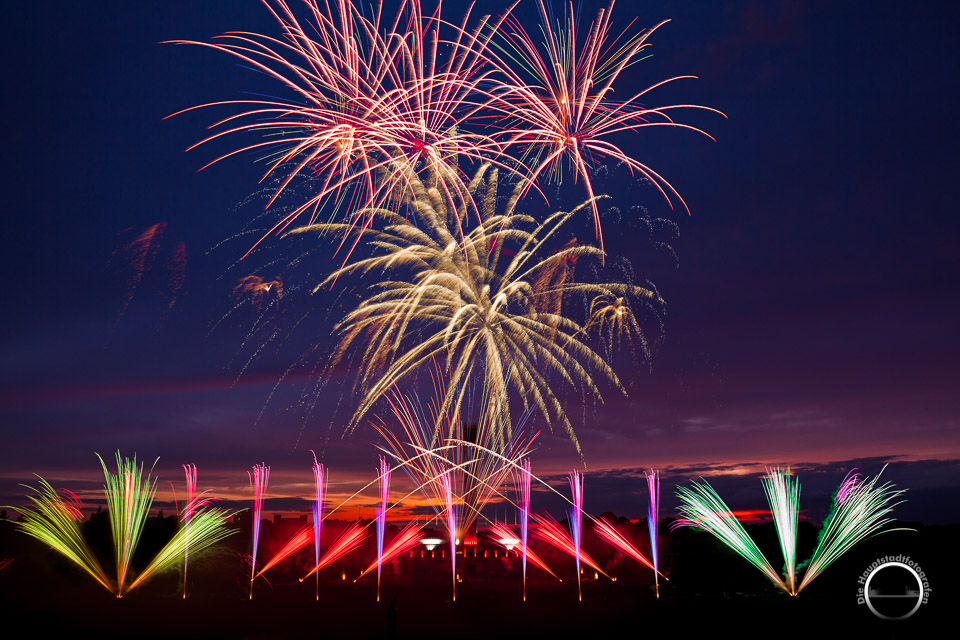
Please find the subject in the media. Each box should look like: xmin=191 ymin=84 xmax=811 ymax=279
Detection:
xmin=248 ymin=463 xmax=270 ymax=599
xmin=376 ymin=457 xmax=391 ymax=602
xmin=645 ymin=469 xmax=660 ymax=598
xmin=234 ymin=275 xmax=283 ymax=311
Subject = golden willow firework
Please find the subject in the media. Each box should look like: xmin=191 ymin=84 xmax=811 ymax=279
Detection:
xmin=291 ymin=163 xmax=660 ymax=452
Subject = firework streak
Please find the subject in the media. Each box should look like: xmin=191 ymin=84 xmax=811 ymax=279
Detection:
xmin=646 ymin=469 xmax=660 ymax=596
xmin=248 ymin=463 xmax=270 ymax=598
xmin=533 ymin=513 xmax=609 ymax=580
xmin=256 ymin=526 xmax=313 ymax=578
xmin=311 ymin=452 xmax=328 ymax=599
xmin=593 ymin=519 xmax=656 ymax=573
xmin=357 ymin=522 xmax=423 ymax=582
xmin=488 ymin=521 xmax=561 ymax=583
xmin=301 ymin=521 xmax=369 ymax=580
xmin=376 ymin=456 xmax=391 ymax=601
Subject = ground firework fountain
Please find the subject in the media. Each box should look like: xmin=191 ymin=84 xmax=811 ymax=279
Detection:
xmin=248 ymin=463 xmax=269 ymax=599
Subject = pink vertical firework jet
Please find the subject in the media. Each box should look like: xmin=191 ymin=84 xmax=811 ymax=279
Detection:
xmin=569 ymin=471 xmax=584 ymax=601
xmin=311 ymin=452 xmax=328 ymax=600
xmin=181 ymin=463 xmax=197 ymax=599
xmin=514 ymin=458 xmax=532 ymax=601
xmin=441 ymin=468 xmax=457 ymax=602
xmin=646 ymin=468 xmax=660 ymax=597
xmin=248 ymin=463 xmax=270 ymax=599
xmin=376 ymin=456 xmax=391 ymax=602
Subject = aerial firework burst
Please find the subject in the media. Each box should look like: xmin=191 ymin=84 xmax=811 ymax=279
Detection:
xmin=167 ymin=0 xmax=516 ymax=260
xmin=485 ymin=0 xmax=723 ymax=251
xmin=296 ymin=164 xmax=659 ymax=452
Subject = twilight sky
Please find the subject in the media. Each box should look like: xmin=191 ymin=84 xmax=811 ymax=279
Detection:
xmin=2 ymin=0 xmax=958 ymax=523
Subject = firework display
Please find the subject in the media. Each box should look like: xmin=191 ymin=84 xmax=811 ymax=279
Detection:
xmin=7 ymin=0 xmax=924 ymax=623
xmin=13 ymin=454 xmax=233 ymax=598
xmin=675 ymin=467 xmax=907 ymax=595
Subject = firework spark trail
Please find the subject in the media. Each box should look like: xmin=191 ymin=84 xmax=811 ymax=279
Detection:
xmin=835 ymin=468 xmax=860 ymax=506
xmin=13 ymin=478 xmax=112 ymax=592
xmin=356 ymin=521 xmax=422 ymax=582
xmin=441 ymin=468 xmax=458 ymax=601
xmin=488 ymin=520 xmax=561 ymax=584
xmin=593 ymin=518 xmax=659 ymax=581
xmin=673 ymin=477 xmax=788 ymax=593
xmin=569 ymin=471 xmax=584 ymax=601
xmin=300 ymin=521 xmax=369 ymax=580
xmin=248 ymin=463 xmax=270 ymax=599
xmin=485 ymin=0 xmax=724 ymax=254
xmin=514 ymin=458 xmax=532 ymax=600
xmin=311 ymin=452 xmax=327 ymax=600
xmin=797 ymin=467 xmax=907 ymax=593
xmin=762 ymin=466 xmax=800 ymax=594
xmin=255 ymin=526 xmax=313 ymax=578
xmin=376 ymin=456 xmax=391 ymax=602
xmin=533 ymin=513 xmax=609 ymax=580
xmin=645 ymin=468 xmax=660 ymax=597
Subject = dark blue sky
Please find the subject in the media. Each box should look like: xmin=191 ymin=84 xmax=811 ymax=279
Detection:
xmin=2 ymin=0 xmax=958 ymax=522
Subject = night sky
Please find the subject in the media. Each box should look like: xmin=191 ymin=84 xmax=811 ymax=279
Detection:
xmin=2 ymin=0 xmax=958 ymax=524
